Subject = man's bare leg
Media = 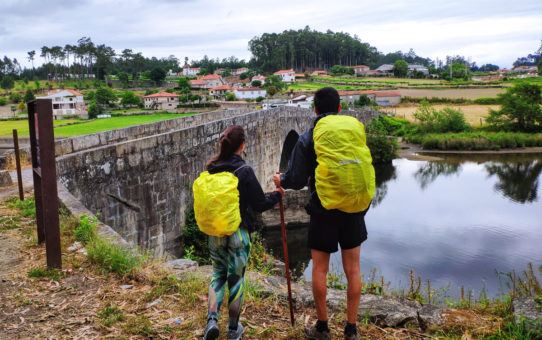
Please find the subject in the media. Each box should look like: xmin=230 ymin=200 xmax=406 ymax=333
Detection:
xmin=311 ymin=249 xmax=331 ymax=321
xmin=341 ymin=246 xmax=361 ymax=324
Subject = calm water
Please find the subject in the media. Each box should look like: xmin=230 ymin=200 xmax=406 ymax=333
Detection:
xmin=263 ymin=153 xmax=542 ymax=299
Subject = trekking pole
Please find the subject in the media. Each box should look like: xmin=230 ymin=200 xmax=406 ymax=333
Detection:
xmin=276 ymin=172 xmax=295 ymax=326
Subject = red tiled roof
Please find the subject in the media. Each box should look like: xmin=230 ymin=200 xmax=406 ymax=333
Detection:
xmin=200 ymin=74 xmax=222 ymax=80
xmin=294 ymin=73 xmax=305 ymax=77
xmin=210 ymin=85 xmax=231 ymax=91
xmin=234 ymin=88 xmax=266 ymax=92
xmin=274 ymin=69 xmax=294 ymax=74
xmin=48 ymin=89 xmax=84 ymax=96
xmin=353 ymin=65 xmax=369 ymax=68
xmin=190 ymin=79 xmax=205 ymax=85
xmin=237 ymin=67 xmax=248 ymax=71
xmin=374 ymin=91 xmax=401 ymax=97
xmin=143 ymin=91 xmax=180 ymax=98
xmin=252 ymin=75 xmax=265 ymax=80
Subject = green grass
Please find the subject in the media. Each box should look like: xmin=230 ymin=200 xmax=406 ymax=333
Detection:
xmin=98 ymin=306 xmax=125 ymax=327
xmin=0 ymin=119 xmax=78 ymax=137
xmin=27 ymin=267 xmax=64 ymax=281
xmin=0 ymin=113 xmax=195 ymax=137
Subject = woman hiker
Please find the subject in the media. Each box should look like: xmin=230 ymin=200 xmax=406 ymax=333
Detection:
xmin=194 ymin=125 xmax=284 ymax=340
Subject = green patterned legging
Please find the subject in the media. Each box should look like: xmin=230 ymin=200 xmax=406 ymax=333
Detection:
xmin=207 ymin=228 xmax=251 ymax=330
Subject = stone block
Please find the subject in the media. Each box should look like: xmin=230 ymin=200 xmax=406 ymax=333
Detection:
xmin=163 ymin=259 xmax=198 ymax=272
xmin=72 ymin=134 xmax=101 ymax=152
xmin=0 ymin=170 xmax=13 ymax=187
xmin=55 ymin=139 xmax=73 ymax=156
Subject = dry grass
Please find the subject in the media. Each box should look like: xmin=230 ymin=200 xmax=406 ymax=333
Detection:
xmin=388 ymin=104 xmax=500 ymax=126
xmin=399 ymin=88 xmax=505 ymax=99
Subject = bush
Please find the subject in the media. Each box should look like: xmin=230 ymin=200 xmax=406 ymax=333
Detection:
xmin=87 ymin=101 xmax=102 ymax=119
xmin=255 ymin=96 xmax=264 ymax=102
xmin=473 ymin=97 xmax=500 ymax=105
xmin=366 ymin=118 xmax=398 ymax=164
xmin=182 ymin=207 xmax=210 ymax=264
xmin=0 ymin=97 xmax=6 ymax=106
xmin=413 ymin=102 xmax=470 ymax=133
xmin=9 ymin=92 xmax=22 ymax=103
xmin=87 ymin=237 xmax=142 ymax=278
xmin=226 ymin=93 xmax=236 ymax=101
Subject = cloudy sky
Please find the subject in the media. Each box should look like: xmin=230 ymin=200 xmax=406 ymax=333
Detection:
xmin=1 ymin=0 xmax=541 ymax=69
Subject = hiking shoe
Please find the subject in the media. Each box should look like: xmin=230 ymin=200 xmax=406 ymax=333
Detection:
xmin=344 ymin=331 xmax=361 ymax=340
xmin=227 ymin=322 xmax=244 ymax=340
xmin=304 ymin=324 xmax=331 ymax=340
xmin=203 ymin=318 xmax=219 ymax=340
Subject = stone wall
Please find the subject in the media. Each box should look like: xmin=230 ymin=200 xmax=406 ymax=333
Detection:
xmin=56 ymin=107 xmax=379 ymax=257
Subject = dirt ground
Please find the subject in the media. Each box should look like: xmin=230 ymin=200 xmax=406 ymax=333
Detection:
xmin=399 ymin=88 xmax=505 ymax=99
xmin=383 ymin=104 xmax=499 ymax=125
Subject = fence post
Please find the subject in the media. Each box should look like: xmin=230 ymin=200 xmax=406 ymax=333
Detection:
xmin=12 ymin=129 xmax=24 ymax=201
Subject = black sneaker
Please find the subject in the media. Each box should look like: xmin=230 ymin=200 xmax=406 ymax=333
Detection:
xmin=203 ymin=318 xmax=219 ymax=340
xmin=304 ymin=323 xmax=331 ymax=340
xmin=227 ymin=322 xmax=244 ymax=340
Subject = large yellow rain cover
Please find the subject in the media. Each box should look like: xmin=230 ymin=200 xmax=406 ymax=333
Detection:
xmin=193 ymin=171 xmax=241 ymax=237
xmin=314 ymin=115 xmax=375 ymax=213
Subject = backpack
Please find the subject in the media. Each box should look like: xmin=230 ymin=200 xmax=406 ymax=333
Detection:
xmin=192 ymin=165 xmax=247 ymax=237
xmin=313 ymin=115 xmax=375 ymax=213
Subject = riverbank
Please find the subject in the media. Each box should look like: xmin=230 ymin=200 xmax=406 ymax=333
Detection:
xmin=1 ymin=192 xmax=540 ymax=339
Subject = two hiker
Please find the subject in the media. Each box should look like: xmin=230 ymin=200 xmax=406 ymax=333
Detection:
xmin=195 ymin=87 xmax=375 ymax=340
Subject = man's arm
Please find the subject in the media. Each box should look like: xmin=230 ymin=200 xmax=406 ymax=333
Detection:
xmin=277 ymin=135 xmax=310 ymax=190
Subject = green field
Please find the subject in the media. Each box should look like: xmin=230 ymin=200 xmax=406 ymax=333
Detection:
xmin=0 ymin=113 xmax=195 ymax=138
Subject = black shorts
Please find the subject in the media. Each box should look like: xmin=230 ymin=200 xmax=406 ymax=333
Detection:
xmin=308 ymin=212 xmax=368 ymax=253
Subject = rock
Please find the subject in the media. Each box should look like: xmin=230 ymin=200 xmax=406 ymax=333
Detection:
xmin=513 ymin=298 xmax=542 ymax=332
xmin=0 ymin=170 xmax=13 ymax=187
xmin=146 ymin=298 xmax=163 ymax=309
xmin=67 ymin=242 xmax=82 ymax=252
xmin=163 ymin=259 xmax=198 ymax=272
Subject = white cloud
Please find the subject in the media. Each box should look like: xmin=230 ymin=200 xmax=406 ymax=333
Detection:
xmin=1 ymin=0 xmax=541 ymax=68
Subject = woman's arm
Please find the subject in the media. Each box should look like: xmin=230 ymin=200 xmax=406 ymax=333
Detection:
xmin=244 ymin=167 xmax=281 ymax=213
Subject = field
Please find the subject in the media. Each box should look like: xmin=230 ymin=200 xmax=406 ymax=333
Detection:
xmin=399 ymin=88 xmax=505 ymax=99
xmin=0 ymin=113 xmax=194 ymax=138
xmin=387 ymin=104 xmax=499 ymax=125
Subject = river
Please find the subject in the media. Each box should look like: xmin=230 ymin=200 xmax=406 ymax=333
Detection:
xmin=262 ymin=153 xmax=542 ymax=300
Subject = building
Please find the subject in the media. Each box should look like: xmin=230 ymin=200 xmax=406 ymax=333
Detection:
xmin=311 ymin=70 xmax=327 ymax=76
xmin=143 ymin=91 xmax=179 ymax=109
xmin=251 ymin=74 xmax=266 ymax=85
xmin=273 ymin=69 xmax=295 ymax=83
xmin=190 ymin=74 xmax=226 ymax=89
xmin=408 ymin=64 xmax=429 ymax=75
xmin=213 ymin=68 xmax=227 ymax=75
xmin=338 ymin=90 xmax=376 ymax=107
xmin=376 ymin=64 xmax=394 ymax=74
xmin=233 ymin=87 xmax=267 ymax=100
xmin=209 ymin=85 xmax=232 ymax=98
xmin=513 ymin=65 xmax=538 ymax=73
xmin=374 ymin=91 xmax=401 ymax=106
xmin=45 ymin=89 xmax=86 ymax=117
xmin=353 ymin=65 xmax=370 ymax=74
xmin=234 ymin=67 xmax=248 ymax=76
xmin=182 ymin=64 xmax=200 ymax=77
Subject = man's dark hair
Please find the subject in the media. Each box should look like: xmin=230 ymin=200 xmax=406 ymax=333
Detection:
xmin=314 ymin=87 xmax=340 ymax=114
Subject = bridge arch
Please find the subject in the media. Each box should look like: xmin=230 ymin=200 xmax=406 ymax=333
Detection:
xmin=279 ymin=130 xmax=299 ymax=172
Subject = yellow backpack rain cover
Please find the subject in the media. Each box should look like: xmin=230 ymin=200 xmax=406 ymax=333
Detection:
xmin=193 ymin=171 xmax=241 ymax=237
xmin=313 ymin=115 xmax=376 ymax=213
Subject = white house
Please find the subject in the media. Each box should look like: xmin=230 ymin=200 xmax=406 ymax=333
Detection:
xmin=375 ymin=64 xmax=394 ymax=74
xmin=353 ymin=65 xmax=370 ymax=74
xmin=209 ymin=85 xmax=232 ymax=98
xmin=374 ymin=91 xmax=401 ymax=106
xmin=233 ymin=88 xmax=267 ymax=100
xmin=143 ymin=91 xmax=179 ymax=109
xmin=273 ymin=69 xmax=295 ymax=83
xmin=182 ymin=64 xmax=200 ymax=77
xmin=45 ymin=89 xmax=86 ymax=117
xmin=408 ymin=64 xmax=429 ymax=75
xmin=234 ymin=67 xmax=248 ymax=76
xmin=251 ymin=74 xmax=266 ymax=85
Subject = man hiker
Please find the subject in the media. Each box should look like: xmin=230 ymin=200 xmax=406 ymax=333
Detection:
xmin=274 ymin=87 xmax=375 ymax=340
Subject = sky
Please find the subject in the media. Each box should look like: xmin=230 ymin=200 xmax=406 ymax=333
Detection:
xmin=1 ymin=0 xmax=541 ymax=69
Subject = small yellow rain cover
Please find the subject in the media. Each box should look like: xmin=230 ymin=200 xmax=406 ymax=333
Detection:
xmin=193 ymin=171 xmax=241 ymax=237
xmin=313 ymin=115 xmax=376 ymax=213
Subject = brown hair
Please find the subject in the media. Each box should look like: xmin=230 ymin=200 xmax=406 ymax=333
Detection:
xmin=206 ymin=125 xmax=246 ymax=169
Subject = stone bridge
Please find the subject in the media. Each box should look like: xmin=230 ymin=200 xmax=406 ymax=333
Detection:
xmin=55 ymin=107 xmax=379 ymax=257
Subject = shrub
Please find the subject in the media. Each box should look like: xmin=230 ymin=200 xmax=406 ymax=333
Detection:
xmin=182 ymin=207 xmax=210 ymax=264
xmin=87 ymin=101 xmax=102 ymax=119
xmin=473 ymin=97 xmax=500 ymax=105
xmin=87 ymin=237 xmax=142 ymax=278
xmin=9 ymin=92 xmax=22 ymax=103
xmin=366 ymin=118 xmax=398 ymax=164
xmin=0 ymin=97 xmax=6 ymax=106
xmin=413 ymin=102 xmax=470 ymax=133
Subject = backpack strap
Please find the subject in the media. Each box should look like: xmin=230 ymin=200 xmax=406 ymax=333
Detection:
xmin=232 ymin=164 xmax=249 ymax=175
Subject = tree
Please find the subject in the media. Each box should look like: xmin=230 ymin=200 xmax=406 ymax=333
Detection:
xmin=120 ymin=91 xmax=141 ymax=107
xmin=27 ymin=50 xmax=36 ymax=80
xmin=1 ymin=75 xmax=14 ymax=93
xmin=150 ymin=67 xmax=166 ymax=86
xmin=251 ymin=80 xmax=262 ymax=87
xmin=393 ymin=60 xmax=408 ymax=77
xmin=87 ymin=100 xmax=102 ymax=118
xmin=95 ymin=44 xmax=116 ymax=83
xmin=23 ymin=89 xmax=35 ymax=102
xmin=9 ymin=92 xmax=22 ymax=103
xmin=355 ymin=94 xmax=371 ymax=107
xmin=441 ymin=62 xmax=470 ymax=81
xmin=267 ymin=85 xmax=277 ymax=97
xmin=34 ymin=79 xmax=40 ymax=91
xmin=225 ymin=93 xmax=236 ymax=101
xmin=95 ymin=86 xmax=117 ymax=107
xmin=178 ymin=77 xmax=191 ymax=92
xmin=17 ymin=101 xmax=26 ymax=112
xmin=117 ymin=71 xmax=129 ymax=88
xmin=264 ymin=75 xmax=285 ymax=92
xmin=330 ymin=65 xmax=348 ymax=76
xmin=487 ymin=82 xmax=542 ymax=131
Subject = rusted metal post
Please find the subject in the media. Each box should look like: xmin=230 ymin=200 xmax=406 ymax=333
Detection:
xmin=27 ymin=99 xmax=62 ymax=269
xmin=12 ymin=129 xmax=24 ymax=201
xmin=27 ymin=101 xmax=45 ymax=243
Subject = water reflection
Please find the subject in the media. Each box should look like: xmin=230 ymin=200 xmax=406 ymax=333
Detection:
xmin=264 ymin=153 xmax=542 ymax=299
xmin=485 ymin=160 xmax=542 ymax=203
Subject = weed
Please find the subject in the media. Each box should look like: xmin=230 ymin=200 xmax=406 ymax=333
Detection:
xmin=247 ymin=232 xmax=276 ymax=276
xmin=98 ymin=305 xmax=125 ymax=326
xmin=86 ymin=237 xmax=142 ymax=278
xmin=123 ymin=315 xmax=155 ymax=336
xmin=27 ymin=267 xmax=63 ymax=281
xmin=74 ymin=214 xmax=97 ymax=246
xmin=7 ymin=196 xmax=36 ymax=218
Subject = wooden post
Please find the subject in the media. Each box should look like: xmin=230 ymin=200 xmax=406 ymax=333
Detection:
xmin=12 ymin=129 xmax=24 ymax=201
